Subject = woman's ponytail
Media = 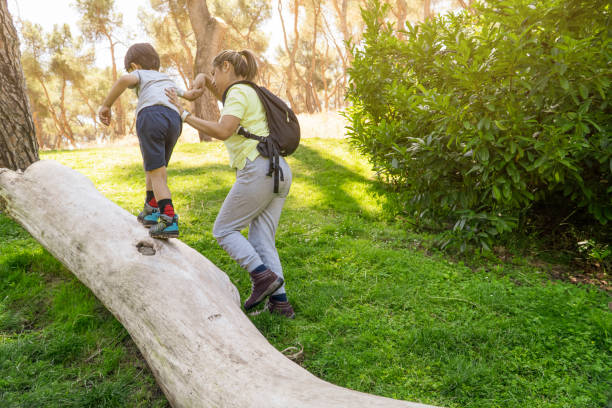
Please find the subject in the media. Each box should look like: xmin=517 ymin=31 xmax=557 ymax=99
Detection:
xmin=238 ymin=50 xmax=258 ymax=81
xmin=212 ymin=49 xmax=258 ymax=81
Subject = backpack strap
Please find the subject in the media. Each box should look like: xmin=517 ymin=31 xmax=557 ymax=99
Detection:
xmin=222 ymin=81 xmax=284 ymax=194
xmin=221 ymin=80 xmax=256 ymax=104
xmin=237 ymin=126 xmax=284 ymax=194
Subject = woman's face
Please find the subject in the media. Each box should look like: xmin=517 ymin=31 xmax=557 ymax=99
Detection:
xmin=211 ymin=62 xmax=232 ymax=96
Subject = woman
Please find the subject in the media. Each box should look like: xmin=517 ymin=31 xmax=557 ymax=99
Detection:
xmin=166 ymin=50 xmax=295 ymax=318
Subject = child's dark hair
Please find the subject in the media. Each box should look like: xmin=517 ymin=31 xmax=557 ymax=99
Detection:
xmin=124 ymin=43 xmax=160 ymax=71
xmin=213 ymin=50 xmax=258 ymax=81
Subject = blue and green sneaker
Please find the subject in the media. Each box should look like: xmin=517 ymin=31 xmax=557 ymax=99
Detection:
xmin=137 ymin=202 xmax=159 ymax=227
xmin=149 ymin=214 xmax=179 ymax=239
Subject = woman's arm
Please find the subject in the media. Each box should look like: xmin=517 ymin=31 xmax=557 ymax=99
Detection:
xmin=185 ymin=114 xmax=240 ymax=141
xmin=165 ymin=88 xmax=239 ymax=141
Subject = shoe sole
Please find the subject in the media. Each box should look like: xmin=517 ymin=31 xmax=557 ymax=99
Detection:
xmin=150 ymin=231 xmax=179 ymax=239
xmin=138 ymin=217 xmax=158 ymax=228
xmin=249 ymin=307 xmax=295 ymax=319
xmin=244 ymin=277 xmax=284 ymax=311
xmin=274 ymin=311 xmax=296 ymax=319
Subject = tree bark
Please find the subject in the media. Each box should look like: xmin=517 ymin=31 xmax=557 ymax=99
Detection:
xmin=186 ymin=0 xmax=226 ymax=142
xmin=0 ymin=160 xmax=442 ymax=408
xmin=0 ymin=0 xmax=39 ymax=170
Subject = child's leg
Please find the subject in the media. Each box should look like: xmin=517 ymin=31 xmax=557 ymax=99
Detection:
xmin=146 ymin=173 xmax=153 ymax=192
xmin=136 ymin=106 xmax=181 ymax=237
xmin=144 ymin=174 xmax=156 ymax=206
xmin=148 ymin=166 xmax=170 ymax=201
xmin=148 ymin=166 xmax=174 ymax=217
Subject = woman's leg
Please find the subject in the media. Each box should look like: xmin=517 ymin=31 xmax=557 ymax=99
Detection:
xmin=213 ymin=156 xmax=291 ymax=309
xmin=213 ymin=158 xmax=274 ymax=271
xmin=248 ymin=195 xmax=287 ymax=295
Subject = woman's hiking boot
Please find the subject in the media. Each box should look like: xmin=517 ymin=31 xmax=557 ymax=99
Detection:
xmin=266 ymin=298 xmax=295 ymax=319
xmin=138 ymin=202 xmax=160 ymax=227
xmin=244 ymin=269 xmax=283 ymax=311
xmin=149 ymin=214 xmax=179 ymax=239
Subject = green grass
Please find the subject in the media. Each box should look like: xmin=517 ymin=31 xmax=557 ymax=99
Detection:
xmin=1 ymin=138 xmax=610 ymax=408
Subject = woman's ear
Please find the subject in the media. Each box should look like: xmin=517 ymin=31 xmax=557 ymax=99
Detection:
xmin=222 ymin=60 xmax=232 ymax=73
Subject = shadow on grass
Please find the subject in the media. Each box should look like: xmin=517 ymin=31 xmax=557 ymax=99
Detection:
xmin=102 ymin=143 xmax=381 ymax=219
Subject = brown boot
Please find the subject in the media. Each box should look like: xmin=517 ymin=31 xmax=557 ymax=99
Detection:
xmin=244 ymin=269 xmax=284 ymax=310
xmin=266 ymin=298 xmax=296 ymax=319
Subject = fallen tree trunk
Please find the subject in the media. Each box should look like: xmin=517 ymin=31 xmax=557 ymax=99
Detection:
xmin=0 ymin=160 xmax=441 ymax=408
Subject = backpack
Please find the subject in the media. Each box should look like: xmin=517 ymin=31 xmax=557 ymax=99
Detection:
xmin=222 ymin=80 xmax=300 ymax=193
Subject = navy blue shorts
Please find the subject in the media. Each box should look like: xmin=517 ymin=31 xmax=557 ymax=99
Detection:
xmin=136 ymin=105 xmax=182 ymax=171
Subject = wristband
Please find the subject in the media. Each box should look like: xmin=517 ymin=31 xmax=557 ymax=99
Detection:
xmin=181 ymin=110 xmax=191 ymax=121
xmin=176 ymin=88 xmax=185 ymax=97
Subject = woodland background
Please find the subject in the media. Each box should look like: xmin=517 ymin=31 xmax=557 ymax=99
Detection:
xmin=13 ymin=0 xmax=470 ymax=148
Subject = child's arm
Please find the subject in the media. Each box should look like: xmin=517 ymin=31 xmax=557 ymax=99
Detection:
xmin=165 ymin=88 xmax=238 ymax=140
xmin=98 ymin=73 xmax=139 ymax=126
xmin=181 ymin=73 xmax=215 ymax=101
xmin=181 ymin=87 xmax=204 ymax=101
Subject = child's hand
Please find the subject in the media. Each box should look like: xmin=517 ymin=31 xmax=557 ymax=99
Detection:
xmin=182 ymin=88 xmax=204 ymax=101
xmin=193 ymin=73 xmax=213 ymax=90
xmin=98 ymin=106 xmax=111 ymax=126
xmin=165 ymin=88 xmax=184 ymax=114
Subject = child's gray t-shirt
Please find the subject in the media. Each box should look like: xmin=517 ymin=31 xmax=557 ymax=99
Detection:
xmin=129 ymin=70 xmax=181 ymax=116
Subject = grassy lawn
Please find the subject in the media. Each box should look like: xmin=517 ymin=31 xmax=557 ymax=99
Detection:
xmin=1 ymin=138 xmax=610 ymax=408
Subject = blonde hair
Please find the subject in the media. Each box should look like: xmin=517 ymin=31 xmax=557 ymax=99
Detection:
xmin=213 ymin=49 xmax=258 ymax=81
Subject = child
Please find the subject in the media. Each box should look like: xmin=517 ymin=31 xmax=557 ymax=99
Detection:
xmin=98 ymin=43 xmax=201 ymax=239
xmin=165 ymin=50 xmax=295 ymax=318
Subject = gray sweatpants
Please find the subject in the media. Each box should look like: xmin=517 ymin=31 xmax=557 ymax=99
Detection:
xmin=213 ymin=155 xmax=292 ymax=295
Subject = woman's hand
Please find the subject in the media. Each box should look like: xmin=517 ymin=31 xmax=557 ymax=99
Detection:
xmin=165 ymin=88 xmax=184 ymax=115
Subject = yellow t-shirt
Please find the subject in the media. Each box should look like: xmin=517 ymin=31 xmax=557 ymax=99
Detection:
xmin=221 ymin=84 xmax=269 ymax=170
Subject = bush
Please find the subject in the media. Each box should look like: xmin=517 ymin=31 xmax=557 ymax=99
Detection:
xmin=346 ymin=0 xmax=611 ymax=249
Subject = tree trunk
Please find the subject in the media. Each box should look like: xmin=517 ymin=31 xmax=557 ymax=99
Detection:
xmin=59 ymin=79 xmax=76 ymax=146
xmin=36 ymin=77 xmax=67 ymax=147
xmin=169 ymin=1 xmax=195 ymax=85
xmin=0 ymin=0 xmax=39 ymax=171
xmin=423 ymin=0 xmax=432 ymax=21
xmin=278 ymin=0 xmax=299 ymax=111
xmin=186 ymin=0 xmax=226 ymax=142
xmin=308 ymin=0 xmax=322 ymax=113
xmin=0 ymin=160 xmax=442 ymax=408
xmin=394 ymin=0 xmax=408 ymax=35
xmin=31 ymin=110 xmax=45 ymax=149
xmin=106 ymin=31 xmax=126 ymax=138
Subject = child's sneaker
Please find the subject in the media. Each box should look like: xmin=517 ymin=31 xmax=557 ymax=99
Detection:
xmin=137 ymin=202 xmax=159 ymax=227
xmin=149 ymin=214 xmax=179 ymax=239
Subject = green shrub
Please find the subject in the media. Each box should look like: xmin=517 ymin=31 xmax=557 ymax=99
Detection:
xmin=346 ymin=0 xmax=611 ymax=249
